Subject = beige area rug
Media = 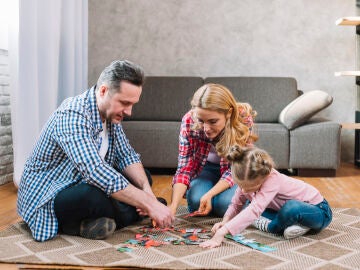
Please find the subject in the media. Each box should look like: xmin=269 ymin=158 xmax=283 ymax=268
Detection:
xmin=1 ymin=207 xmax=360 ymax=270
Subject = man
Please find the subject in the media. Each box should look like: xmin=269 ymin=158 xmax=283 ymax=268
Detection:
xmin=17 ymin=60 xmax=174 ymax=242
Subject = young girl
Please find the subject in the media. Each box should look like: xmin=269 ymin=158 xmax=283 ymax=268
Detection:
xmin=199 ymin=145 xmax=332 ymax=248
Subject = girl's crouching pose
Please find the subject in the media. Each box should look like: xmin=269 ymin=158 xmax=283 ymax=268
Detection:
xmin=200 ymin=146 xmax=332 ymax=248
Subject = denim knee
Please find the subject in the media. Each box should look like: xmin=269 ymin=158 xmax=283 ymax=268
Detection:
xmin=211 ymin=188 xmax=236 ymax=217
xmin=273 ymin=200 xmax=302 ymax=227
xmin=280 ymin=200 xmax=300 ymax=215
xmin=187 ymin=179 xmax=214 ymax=213
xmin=212 ymin=199 xmax=229 ymax=217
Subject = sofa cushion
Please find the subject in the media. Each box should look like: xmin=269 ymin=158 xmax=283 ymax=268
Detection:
xmin=279 ymin=90 xmax=333 ymax=130
xmin=126 ymin=76 xmax=204 ymax=121
xmin=121 ymin=121 xmax=180 ymax=168
xmin=204 ymin=77 xmax=298 ymax=122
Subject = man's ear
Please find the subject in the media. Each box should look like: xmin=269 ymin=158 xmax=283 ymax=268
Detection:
xmin=98 ymin=85 xmax=108 ymax=97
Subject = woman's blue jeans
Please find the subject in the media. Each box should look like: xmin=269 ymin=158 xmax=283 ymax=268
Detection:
xmin=261 ymin=199 xmax=332 ymax=234
xmin=54 ymin=170 xmax=152 ymax=236
xmin=186 ymin=161 xmax=237 ymax=217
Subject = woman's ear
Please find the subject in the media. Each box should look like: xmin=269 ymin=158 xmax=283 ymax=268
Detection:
xmin=226 ymin=108 xmax=233 ymax=119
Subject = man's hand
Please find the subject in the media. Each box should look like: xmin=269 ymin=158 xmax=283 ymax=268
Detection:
xmin=111 ymin=184 xmax=174 ymax=228
xmin=136 ymin=186 xmax=157 ymax=216
xmin=136 ymin=207 xmax=148 ymax=216
xmin=147 ymin=199 xmax=174 ymax=228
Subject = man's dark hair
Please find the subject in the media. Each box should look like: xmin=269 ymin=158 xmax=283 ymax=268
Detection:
xmin=96 ymin=60 xmax=145 ymax=93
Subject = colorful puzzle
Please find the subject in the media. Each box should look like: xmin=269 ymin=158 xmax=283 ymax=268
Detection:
xmin=116 ymin=224 xmax=277 ymax=253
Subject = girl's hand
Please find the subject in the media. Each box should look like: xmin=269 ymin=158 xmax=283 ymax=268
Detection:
xmin=199 ymin=231 xmax=225 ymax=248
xmin=211 ymin=221 xmax=225 ymax=233
xmin=198 ymin=194 xmax=213 ymax=215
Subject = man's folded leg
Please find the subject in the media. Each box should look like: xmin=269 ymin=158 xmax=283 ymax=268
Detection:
xmin=54 ymin=182 xmax=117 ymax=239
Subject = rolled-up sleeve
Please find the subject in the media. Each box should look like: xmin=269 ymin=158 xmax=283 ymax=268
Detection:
xmin=172 ymin=115 xmax=195 ymax=188
xmin=219 ymin=168 xmax=234 ymax=187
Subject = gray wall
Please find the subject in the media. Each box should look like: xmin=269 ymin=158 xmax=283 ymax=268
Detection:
xmin=89 ymin=0 xmax=357 ymax=162
xmin=0 ymin=49 xmax=13 ymax=185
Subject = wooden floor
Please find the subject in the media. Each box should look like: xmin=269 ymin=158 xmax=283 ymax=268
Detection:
xmin=0 ymin=162 xmax=359 ymax=270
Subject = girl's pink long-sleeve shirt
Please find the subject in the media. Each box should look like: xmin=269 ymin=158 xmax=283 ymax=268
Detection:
xmin=223 ymin=169 xmax=324 ymax=235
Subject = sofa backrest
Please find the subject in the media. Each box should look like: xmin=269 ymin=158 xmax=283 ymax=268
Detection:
xmin=127 ymin=76 xmax=299 ymax=123
xmin=204 ymin=77 xmax=299 ymax=122
xmin=127 ymin=76 xmax=204 ymax=121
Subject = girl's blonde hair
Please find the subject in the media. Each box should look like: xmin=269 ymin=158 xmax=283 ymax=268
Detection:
xmin=191 ymin=83 xmax=258 ymax=157
xmin=227 ymin=145 xmax=274 ymax=181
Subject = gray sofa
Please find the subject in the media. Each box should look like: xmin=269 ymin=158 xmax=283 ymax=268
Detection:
xmin=122 ymin=76 xmax=341 ymax=176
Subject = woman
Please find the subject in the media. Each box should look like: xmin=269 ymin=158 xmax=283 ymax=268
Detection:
xmin=169 ymin=83 xmax=257 ymax=217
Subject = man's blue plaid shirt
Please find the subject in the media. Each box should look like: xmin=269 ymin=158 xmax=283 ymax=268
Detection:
xmin=17 ymin=87 xmax=141 ymax=241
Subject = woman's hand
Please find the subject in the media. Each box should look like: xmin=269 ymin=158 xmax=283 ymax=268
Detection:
xmin=168 ymin=203 xmax=177 ymax=216
xmin=198 ymin=193 xmax=213 ymax=215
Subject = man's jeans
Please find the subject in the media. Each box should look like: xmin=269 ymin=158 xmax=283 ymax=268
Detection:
xmin=186 ymin=161 xmax=237 ymax=217
xmin=262 ymin=199 xmax=333 ymax=234
xmin=54 ymin=170 xmax=152 ymax=236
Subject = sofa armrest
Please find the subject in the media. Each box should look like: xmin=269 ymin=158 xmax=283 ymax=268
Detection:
xmin=289 ymin=118 xmax=341 ymax=169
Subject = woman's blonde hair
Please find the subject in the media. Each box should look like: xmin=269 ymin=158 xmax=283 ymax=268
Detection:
xmin=191 ymin=83 xmax=258 ymax=157
xmin=227 ymin=145 xmax=274 ymax=181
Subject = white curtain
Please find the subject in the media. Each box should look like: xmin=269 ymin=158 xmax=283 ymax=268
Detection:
xmin=10 ymin=0 xmax=88 ymax=186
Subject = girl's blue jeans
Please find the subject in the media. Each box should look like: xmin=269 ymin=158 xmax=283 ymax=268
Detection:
xmin=261 ymin=199 xmax=332 ymax=233
xmin=186 ymin=161 xmax=237 ymax=217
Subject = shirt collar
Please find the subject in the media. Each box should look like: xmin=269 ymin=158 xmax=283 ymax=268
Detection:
xmin=88 ymin=85 xmax=104 ymax=132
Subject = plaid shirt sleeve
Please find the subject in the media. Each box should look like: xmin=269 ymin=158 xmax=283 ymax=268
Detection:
xmin=172 ymin=113 xmax=195 ymax=187
xmin=55 ymin=110 xmax=130 ymax=195
xmin=219 ymin=164 xmax=234 ymax=187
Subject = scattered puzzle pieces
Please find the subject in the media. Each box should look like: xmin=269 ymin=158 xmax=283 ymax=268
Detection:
xmin=116 ymin=227 xmax=211 ymax=252
xmin=117 ymin=246 xmax=133 ymax=253
xmin=225 ymin=234 xmax=277 ymax=252
xmin=183 ymin=210 xmax=207 ymax=218
xmin=140 ymin=225 xmax=175 ymax=233
xmin=116 ymin=225 xmax=276 ymax=253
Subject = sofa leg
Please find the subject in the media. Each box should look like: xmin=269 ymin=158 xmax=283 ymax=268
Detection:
xmin=297 ymin=169 xmax=336 ymax=177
